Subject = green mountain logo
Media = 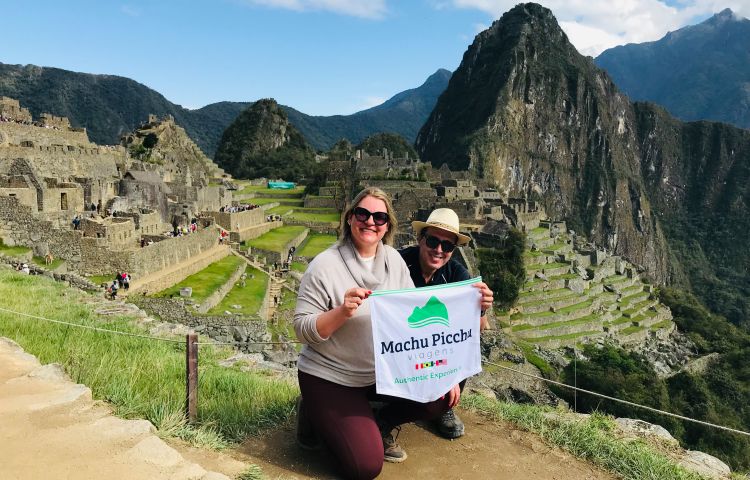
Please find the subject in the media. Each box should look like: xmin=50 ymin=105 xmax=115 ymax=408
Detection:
xmin=408 ymin=296 xmax=449 ymax=328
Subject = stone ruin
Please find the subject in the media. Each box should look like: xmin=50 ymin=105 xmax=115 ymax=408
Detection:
xmin=0 ymin=98 xmax=275 ymax=285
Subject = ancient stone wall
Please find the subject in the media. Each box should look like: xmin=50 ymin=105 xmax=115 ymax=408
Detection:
xmin=41 ymin=186 xmax=84 ymax=213
xmin=0 ymin=97 xmax=32 ymax=122
xmin=303 ymin=196 xmax=337 ymax=208
xmin=0 ymin=121 xmax=91 ymax=148
xmin=231 ymin=220 xmax=282 ymax=243
xmin=0 ymin=188 xmax=36 ymax=211
xmin=130 ymin=227 xmax=220 ymax=278
xmin=0 ymin=144 xmax=123 ymax=179
xmin=209 ymin=208 xmax=265 ymax=232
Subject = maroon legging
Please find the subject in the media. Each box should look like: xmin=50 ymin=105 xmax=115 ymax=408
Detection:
xmin=298 ymin=371 xmax=454 ymax=480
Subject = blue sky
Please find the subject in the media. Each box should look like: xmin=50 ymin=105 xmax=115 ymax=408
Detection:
xmin=3 ymin=1 xmax=747 ymax=116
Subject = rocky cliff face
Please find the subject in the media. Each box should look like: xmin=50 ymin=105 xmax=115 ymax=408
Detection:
xmin=417 ymin=2 xmax=750 ymax=327
xmin=416 ymin=3 xmax=670 ymax=282
xmin=214 ymin=99 xmax=315 ymax=180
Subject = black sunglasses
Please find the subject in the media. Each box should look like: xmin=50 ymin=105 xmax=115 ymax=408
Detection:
xmin=423 ymin=234 xmax=457 ymax=253
xmin=352 ymin=207 xmax=389 ymax=226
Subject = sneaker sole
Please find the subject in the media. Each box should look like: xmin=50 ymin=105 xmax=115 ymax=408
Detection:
xmin=438 ymin=427 xmax=465 ymax=439
xmin=384 ymin=452 xmax=408 ymax=463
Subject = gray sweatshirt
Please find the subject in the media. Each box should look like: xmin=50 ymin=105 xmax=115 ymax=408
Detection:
xmin=294 ymin=239 xmax=414 ymax=387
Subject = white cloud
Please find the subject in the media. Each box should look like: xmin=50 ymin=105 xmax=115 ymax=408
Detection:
xmin=120 ymin=4 xmax=141 ymax=17
xmin=447 ymin=0 xmax=748 ymax=56
xmin=243 ymin=0 xmax=388 ymax=18
xmin=360 ymin=96 xmax=387 ymax=109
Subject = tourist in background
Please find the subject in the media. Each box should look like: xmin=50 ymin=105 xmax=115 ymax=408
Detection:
xmin=294 ymin=187 xmax=454 ymax=479
xmin=399 ymin=208 xmax=494 ymax=439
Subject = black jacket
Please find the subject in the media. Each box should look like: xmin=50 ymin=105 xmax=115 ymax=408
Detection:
xmin=399 ymin=245 xmax=470 ymax=288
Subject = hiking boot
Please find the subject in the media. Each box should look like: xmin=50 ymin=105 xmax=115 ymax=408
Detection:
xmin=435 ymin=408 xmax=465 ymax=439
xmin=295 ymin=396 xmax=320 ymax=451
xmin=375 ymin=414 xmax=407 ymax=464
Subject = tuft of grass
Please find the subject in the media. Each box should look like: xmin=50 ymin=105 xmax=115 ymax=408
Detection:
xmin=0 ymin=269 xmax=298 ymax=447
xmin=462 ymin=395 xmax=704 ymax=480
xmin=237 ymin=464 xmax=265 ymax=480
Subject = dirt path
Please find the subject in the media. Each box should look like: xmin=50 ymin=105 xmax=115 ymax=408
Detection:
xmin=1 ymin=336 xmax=615 ymax=480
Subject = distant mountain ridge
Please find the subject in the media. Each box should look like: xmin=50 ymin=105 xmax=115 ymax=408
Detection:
xmin=595 ymin=9 xmax=750 ymax=130
xmin=0 ymin=62 xmax=450 ymax=155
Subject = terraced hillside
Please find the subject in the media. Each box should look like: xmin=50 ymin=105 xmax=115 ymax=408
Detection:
xmin=503 ymin=222 xmax=675 ymax=349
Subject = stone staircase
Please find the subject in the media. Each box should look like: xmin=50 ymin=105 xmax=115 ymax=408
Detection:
xmin=505 ymin=222 xmax=675 ymax=349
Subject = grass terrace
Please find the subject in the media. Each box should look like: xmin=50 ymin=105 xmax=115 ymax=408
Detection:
xmin=525 ymin=261 xmax=569 ymax=271
xmin=0 ymin=240 xmax=31 ymax=257
xmin=207 ymin=266 xmax=267 ymax=316
xmin=266 ymin=205 xmax=294 ymax=216
xmin=267 ymin=288 xmax=298 ymax=344
xmin=237 ymin=185 xmax=305 ymax=196
xmin=246 ymin=226 xmax=307 ymax=253
xmin=297 ymin=234 xmax=337 ymax=258
xmin=153 ymin=255 xmax=245 ymax=303
xmin=291 ymin=261 xmax=307 ymax=274
xmin=285 ymin=210 xmax=340 ymax=225
xmin=250 ymin=197 xmax=304 ymax=207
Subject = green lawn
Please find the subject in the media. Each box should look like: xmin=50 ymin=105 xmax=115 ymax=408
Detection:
xmin=0 ymin=240 xmax=31 ymax=257
xmin=237 ymin=185 xmax=305 ymax=196
xmin=89 ymin=274 xmax=115 ymax=286
xmin=31 ymin=255 xmax=64 ymax=270
xmin=247 ymin=226 xmax=307 ymax=253
xmin=0 ymin=269 xmax=297 ymax=446
xmin=251 ymin=197 xmax=304 ymax=207
xmin=291 ymin=261 xmax=308 ymax=273
xmin=267 ymin=206 xmax=294 ymax=215
xmin=153 ymin=255 xmax=245 ymax=303
xmin=207 ymin=266 xmax=267 ymax=316
xmin=297 ymin=234 xmax=337 ymax=257
xmin=285 ymin=211 xmax=340 ymax=224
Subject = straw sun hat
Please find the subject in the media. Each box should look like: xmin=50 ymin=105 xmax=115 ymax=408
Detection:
xmin=411 ymin=208 xmax=471 ymax=246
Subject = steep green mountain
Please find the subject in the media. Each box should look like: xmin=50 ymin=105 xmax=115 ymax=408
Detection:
xmin=595 ymin=9 xmax=750 ymax=130
xmin=0 ymin=62 xmax=449 ymax=155
xmin=213 ymin=99 xmax=316 ymax=180
xmin=416 ymin=3 xmax=750 ymax=329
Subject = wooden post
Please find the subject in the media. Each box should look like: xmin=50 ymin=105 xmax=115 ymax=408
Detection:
xmin=186 ymin=333 xmax=198 ymax=423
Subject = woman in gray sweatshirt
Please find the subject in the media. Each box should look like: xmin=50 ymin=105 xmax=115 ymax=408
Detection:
xmin=294 ymin=187 xmax=454 ymax=479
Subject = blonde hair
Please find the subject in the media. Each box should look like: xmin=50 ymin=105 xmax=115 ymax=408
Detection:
xmin=340 ymin=187 xmax=398 ymax=246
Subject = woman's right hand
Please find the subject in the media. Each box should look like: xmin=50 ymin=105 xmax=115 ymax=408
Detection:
xmin=340 ymin=288 xmax=372 ymax=318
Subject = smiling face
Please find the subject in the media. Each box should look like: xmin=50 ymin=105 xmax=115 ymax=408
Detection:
xmin=418 ymin=226 xmax=458 ymax=280
xmin=348 ymin=195 xmax=389 ymax=257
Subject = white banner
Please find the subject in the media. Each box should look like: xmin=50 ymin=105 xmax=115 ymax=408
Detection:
xmin=369 ymin=278 xmax=482 ymax=403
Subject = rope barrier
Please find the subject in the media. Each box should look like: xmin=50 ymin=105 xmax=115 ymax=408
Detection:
xmin=481 ymin=359 xmax=750 ymax=437
xmin=0 ymin=306 xmax=184 ymax=344
xmin=0 ymin=306 xmax=301 ymax=347
xmin=2 ymin=305 xmax=747 ymax=437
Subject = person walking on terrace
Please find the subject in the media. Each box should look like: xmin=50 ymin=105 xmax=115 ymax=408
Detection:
xmin=294 ymin=187 xmax=467 ymax=479
xmin=399 ymin=208 xmax=494 ymax=439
